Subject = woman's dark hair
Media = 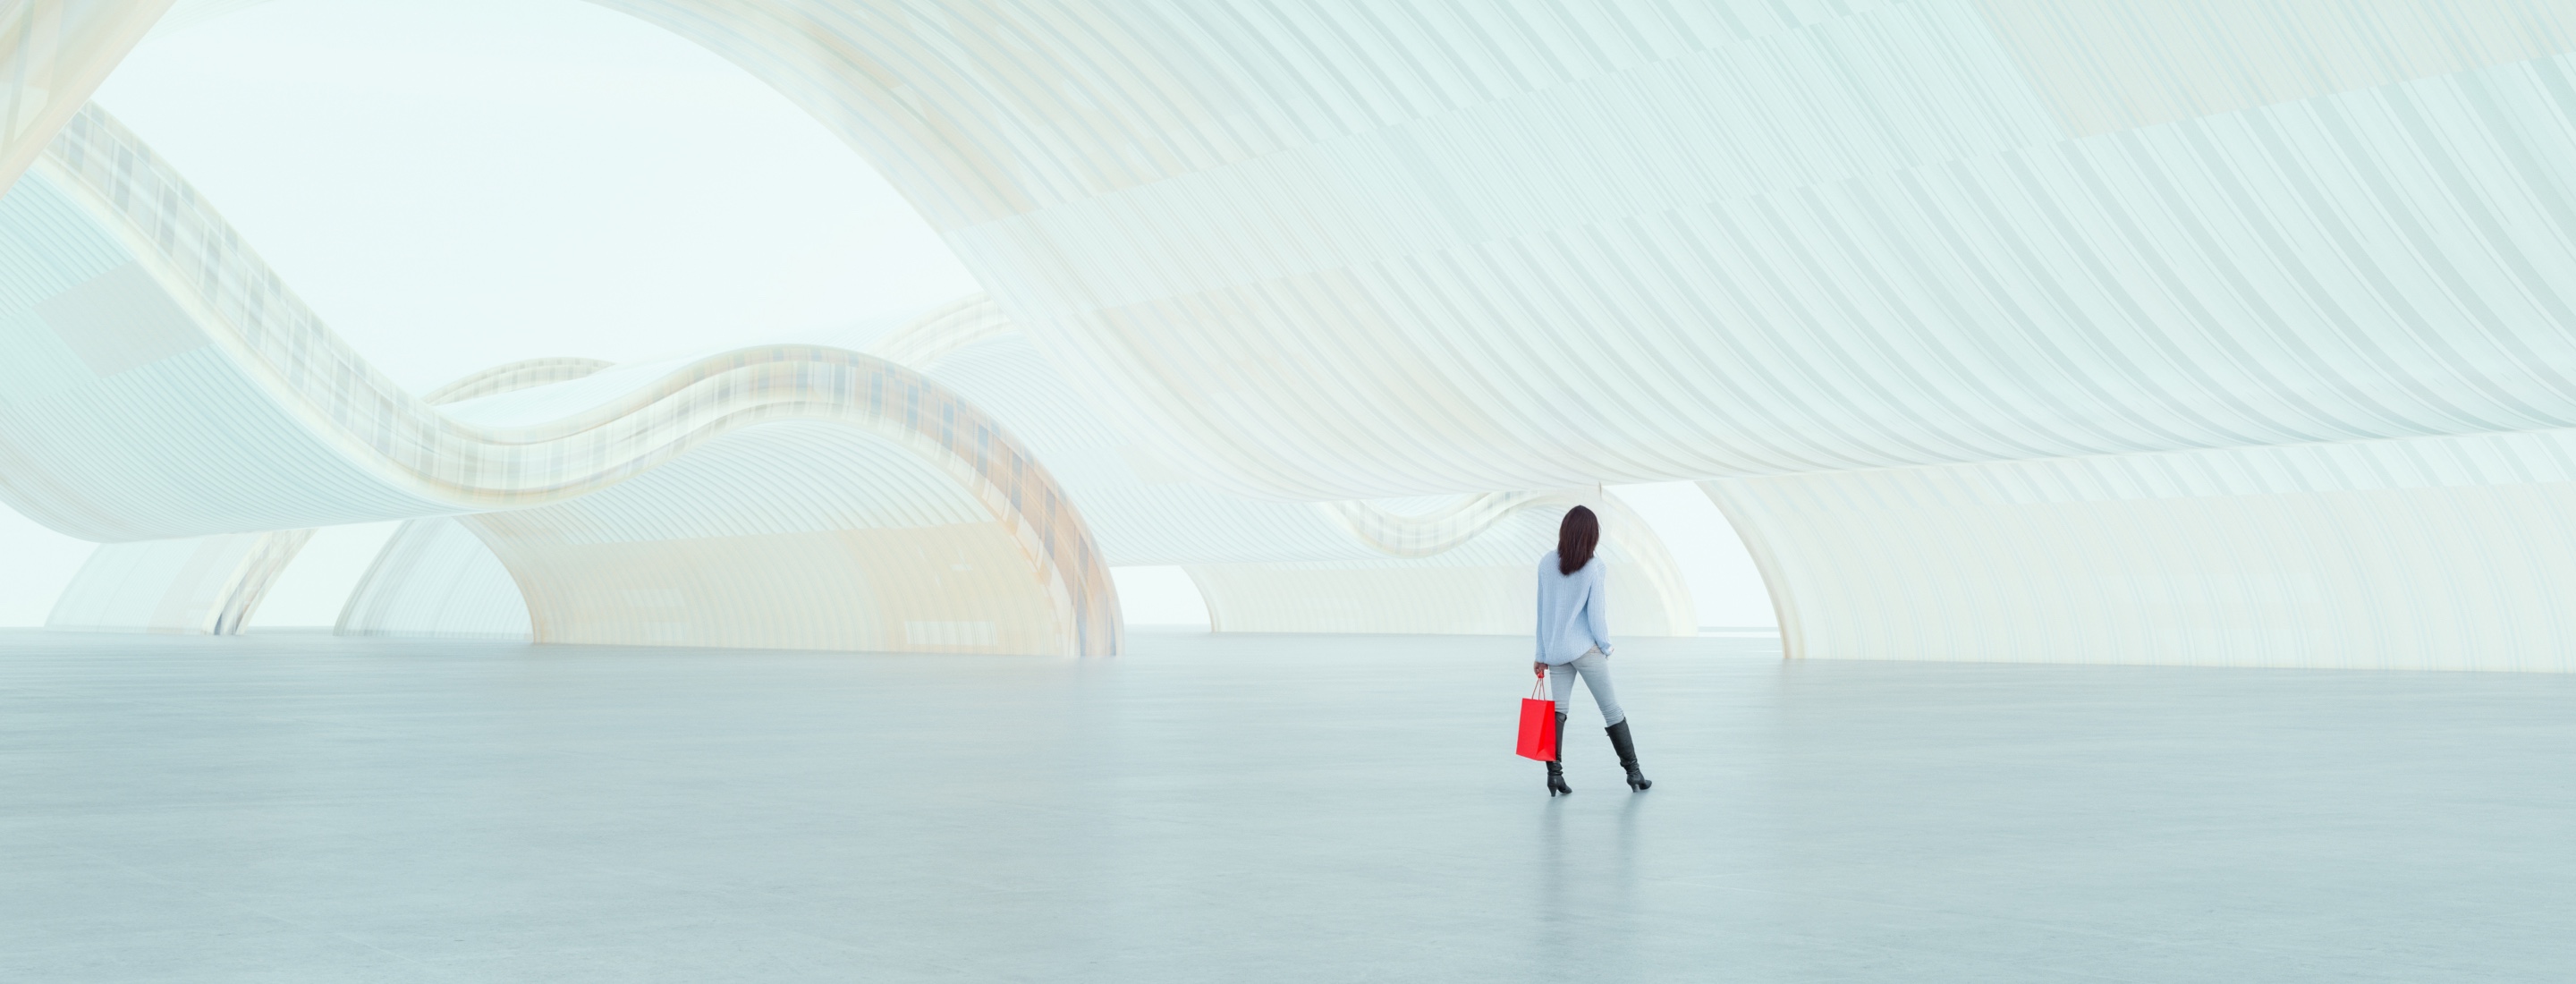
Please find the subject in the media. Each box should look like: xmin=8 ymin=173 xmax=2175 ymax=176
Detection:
xmin=1557 ymin=505 xmax=1599 ymax=575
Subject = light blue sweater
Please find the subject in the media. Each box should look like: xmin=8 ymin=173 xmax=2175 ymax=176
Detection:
xmin=1535 ymin=551 xmax=1614 ymax=665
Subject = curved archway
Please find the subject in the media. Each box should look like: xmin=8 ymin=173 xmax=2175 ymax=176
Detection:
xmin=4 ymin=106 xmax=1117 ymax=654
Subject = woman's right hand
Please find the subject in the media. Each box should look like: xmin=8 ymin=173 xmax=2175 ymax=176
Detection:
xmin=1532 ymin=661 xmax=1547 ymax=678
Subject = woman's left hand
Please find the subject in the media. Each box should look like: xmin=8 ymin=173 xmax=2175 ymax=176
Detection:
xmin=1532 ymin=661 xmax=1547 ymax=677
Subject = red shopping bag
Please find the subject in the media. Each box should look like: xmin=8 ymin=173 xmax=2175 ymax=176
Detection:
xmin=1515 ymin=675 xmax=1558 ymax=761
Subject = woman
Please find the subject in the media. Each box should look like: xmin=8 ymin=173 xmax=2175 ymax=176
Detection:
xmin=1533 ymin=505 xmax=1650 ymax=796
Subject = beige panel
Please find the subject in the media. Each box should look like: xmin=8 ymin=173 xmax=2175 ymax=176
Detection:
xmin=1975 ymin=0 xmax=2576 ymax=135
xmin=480 ymin=522 xmax=1066 ymax=654
xmin=448 ymin=410 xmax=1099 ymax=655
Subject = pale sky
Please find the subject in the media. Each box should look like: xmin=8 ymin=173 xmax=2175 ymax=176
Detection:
xmin=93 ymin=0 xmax=979 ymax=393
xmin=0 ymin=0 xmax=1775 ymax=631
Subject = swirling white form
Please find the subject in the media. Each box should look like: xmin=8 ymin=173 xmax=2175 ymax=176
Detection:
xmin=4 ymin=106 xmax=1118 ymax=655
xmin=18 ymin=2 xmax=2576 ymax=665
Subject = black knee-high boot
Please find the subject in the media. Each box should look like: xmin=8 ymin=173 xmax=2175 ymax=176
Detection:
xmin=1545 ymin=711 xmax=1572 ymax=796
xmin=1606 ymin=719 xmax=1651 ymax=791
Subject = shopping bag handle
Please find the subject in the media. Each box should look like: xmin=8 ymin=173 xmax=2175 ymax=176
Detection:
xmin=1529 ymin=674 xmax=1550 ymax=701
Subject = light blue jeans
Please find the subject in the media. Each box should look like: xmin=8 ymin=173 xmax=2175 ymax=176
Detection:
xmin=1547 ymin=649 xmax=1623 ymax=726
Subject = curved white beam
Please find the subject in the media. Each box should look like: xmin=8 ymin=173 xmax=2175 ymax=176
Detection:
xmin=332 ymin=358 xmax=618 ymax=643
xmin=0 ymin=106 xmax=1121 ymax=655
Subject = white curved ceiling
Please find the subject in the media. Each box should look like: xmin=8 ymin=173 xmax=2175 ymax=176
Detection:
xmin=16 ymin=0 xmax=2576 ymax=666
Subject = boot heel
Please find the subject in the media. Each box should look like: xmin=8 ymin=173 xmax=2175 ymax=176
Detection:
xmin=1606 ymin=719 xmax=1650 ymax=793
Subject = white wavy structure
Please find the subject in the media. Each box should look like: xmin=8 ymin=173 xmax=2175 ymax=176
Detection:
xmin=1 ymin=106 xmax=1119 ymax=655
xmin=328 ymin=359 xmax=613 ymax=642
xmin=867 ymin=300 xmax=1699 ymax=636
xmin=14 ymin=2 xmax=2576 ymax=665
xmin=600 ymin=0 xmax=2576 ymax=667
xmin=550 ymin=1 xmax=2576 ymax=493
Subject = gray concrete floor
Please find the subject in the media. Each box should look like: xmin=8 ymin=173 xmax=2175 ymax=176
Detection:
xmin=3 ymin=629 xmax=2572 ymax=982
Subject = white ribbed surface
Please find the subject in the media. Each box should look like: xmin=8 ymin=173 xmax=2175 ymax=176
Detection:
xmin=581 ymin=1 xmax=2576 ymax=499
xmin=871 ymin=301 xmax=1695 ymax=635
xmin=15 ymin=3 xmax=2576 ymax=665
xmin=592 ymin=0 xmax=2576 ymax=664
xmin=1712 ymin=428 xmax=2576 ymax=671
